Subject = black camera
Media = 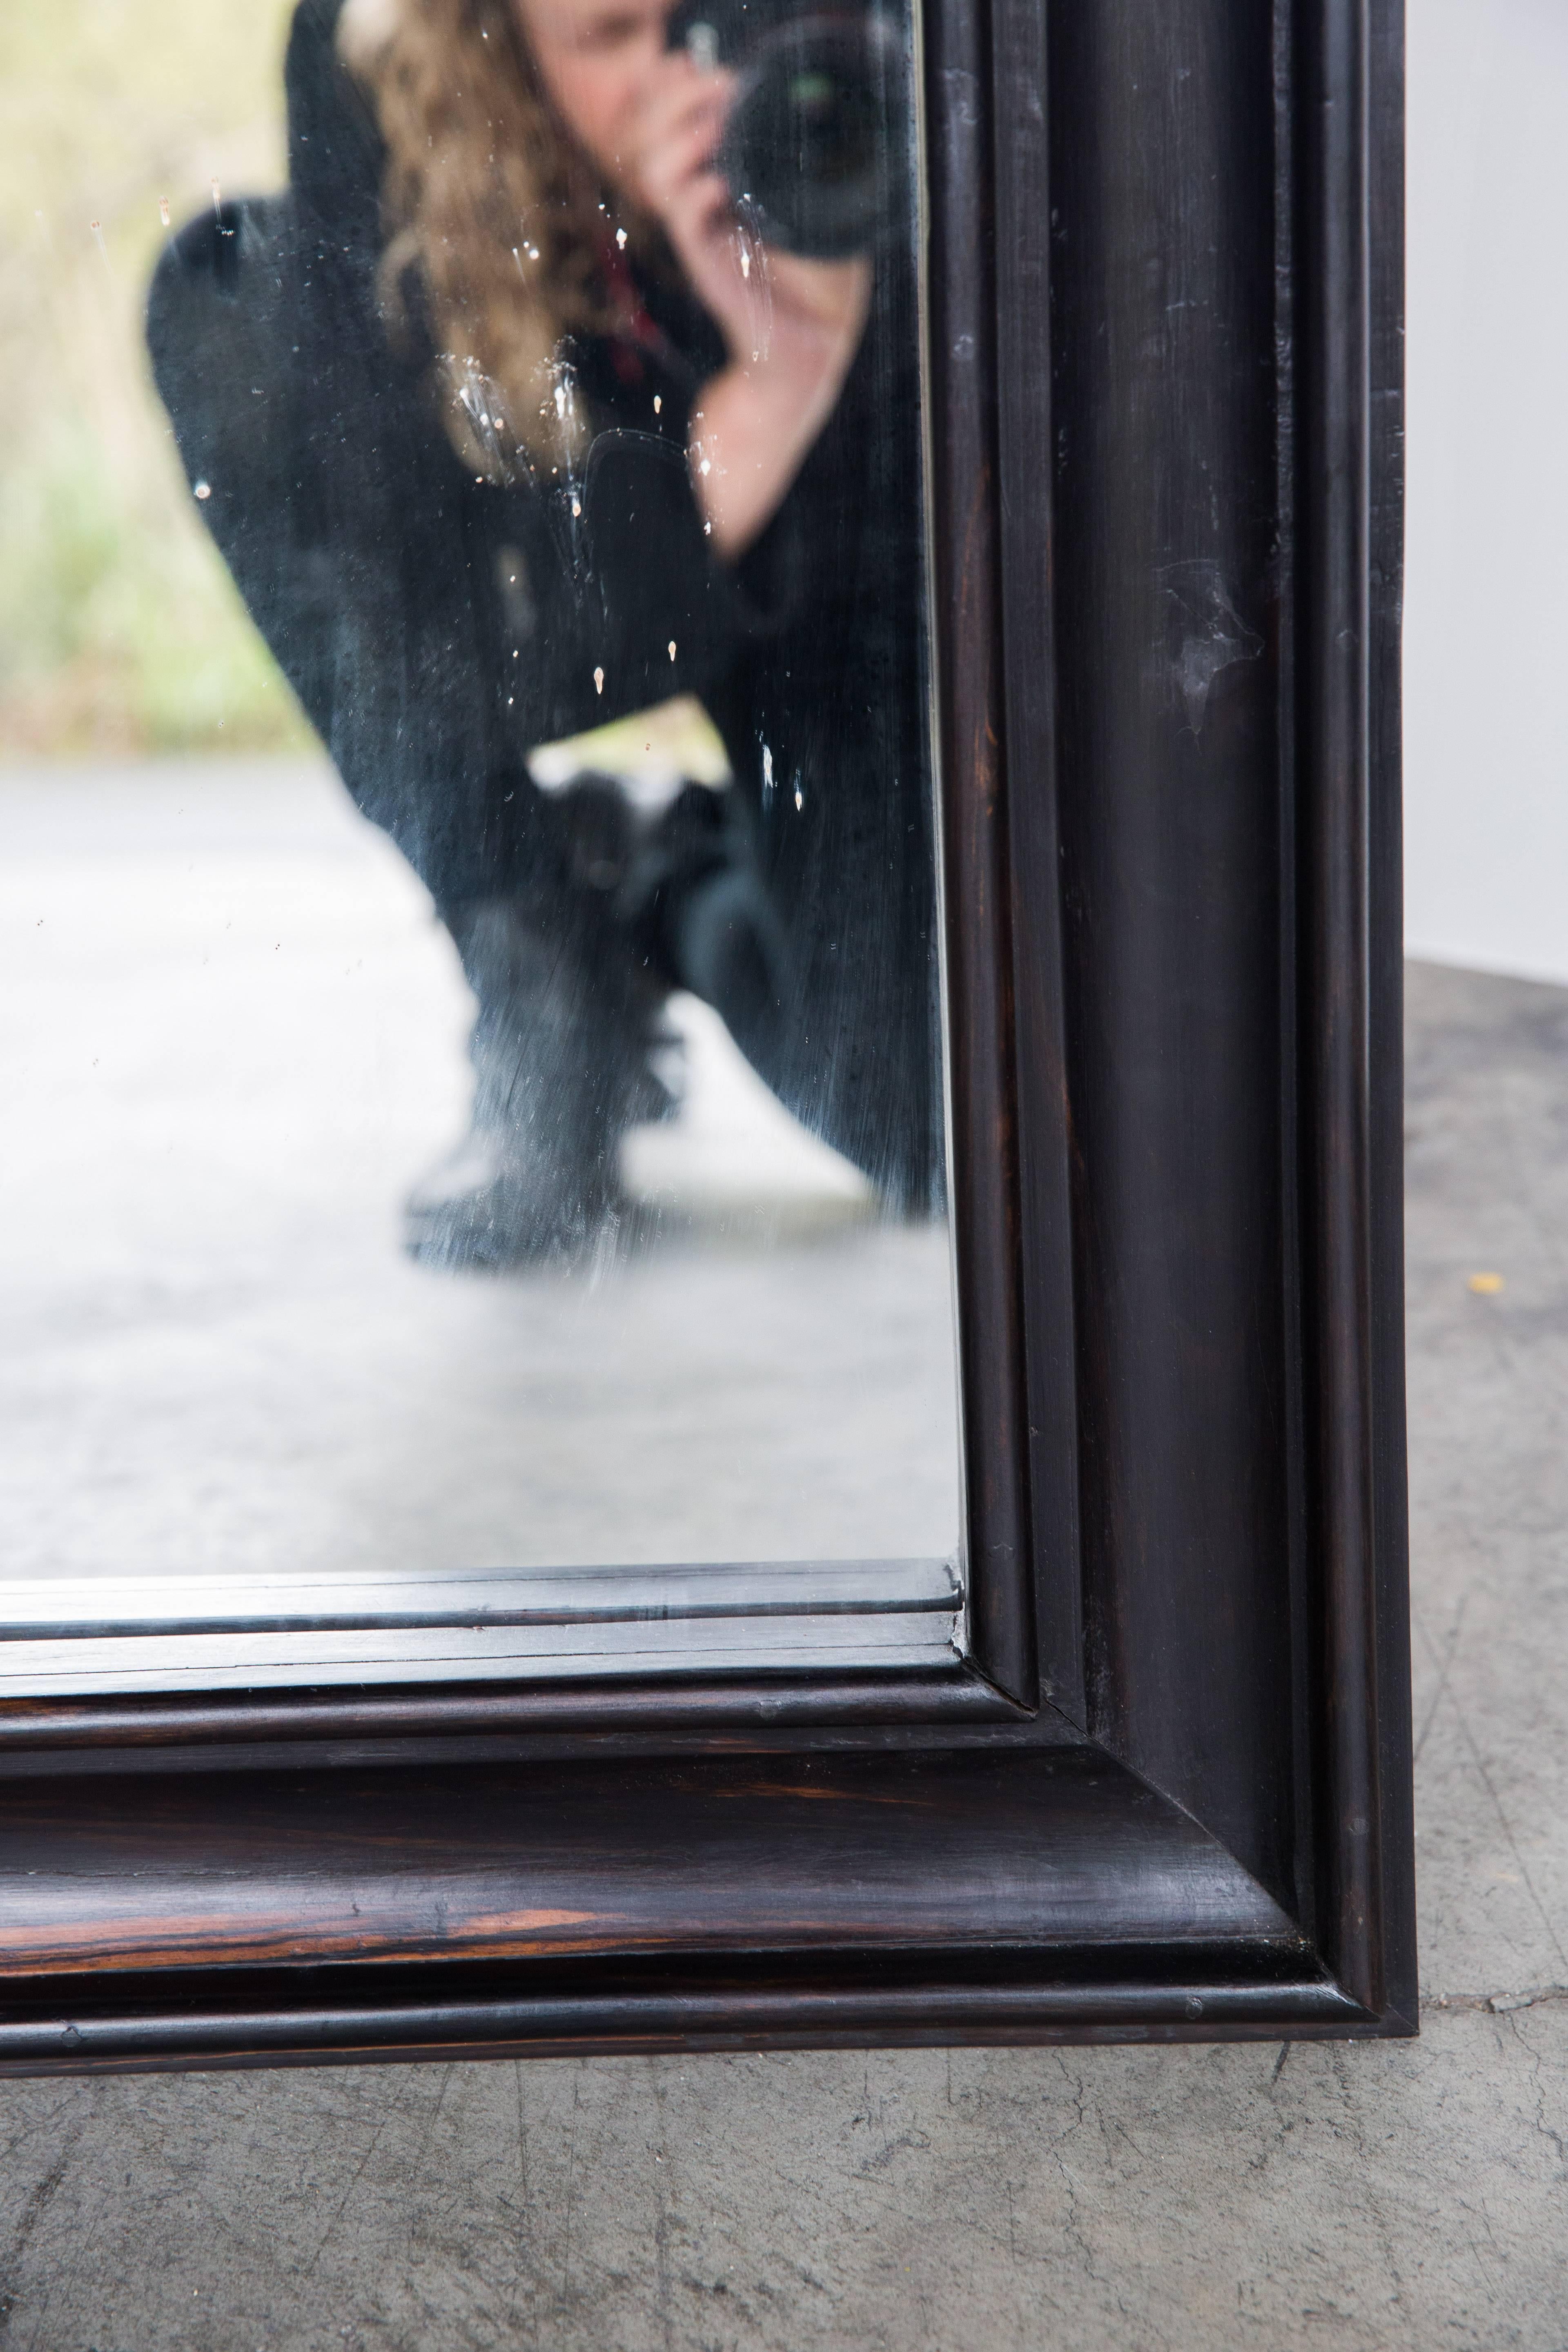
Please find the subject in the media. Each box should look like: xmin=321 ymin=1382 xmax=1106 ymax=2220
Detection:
xmin=667 ymin=0 xmax=911 ymax=261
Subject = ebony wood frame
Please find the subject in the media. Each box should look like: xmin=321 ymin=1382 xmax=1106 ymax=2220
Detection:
xmin=0 ymin=0 xmax=1412 ymax=2069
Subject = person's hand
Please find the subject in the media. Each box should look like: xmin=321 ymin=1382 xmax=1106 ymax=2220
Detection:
xmin=620 ymin=50 xmax=872 ymax=555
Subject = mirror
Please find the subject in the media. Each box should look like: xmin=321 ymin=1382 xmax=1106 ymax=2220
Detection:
xmin=0 ymin=0 xmax=961 ymax=1690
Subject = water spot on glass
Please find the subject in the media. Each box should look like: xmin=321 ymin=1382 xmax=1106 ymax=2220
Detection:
xmin=159 ymin=196 xmax=170 ymax=228
xmin=653 ymin=394 xmax=662 ymax=414
xmin=698 ymin=457 xmax=712 ymax=477
xmin=193 ymin=479 xmax=211 ymax=501
xmin=571 ymin=494 xmax=581 ymax=518
xmin=594 ymin=666 xmax=605 ymax=695
xmin=668 ymin=640 xmax=677 ymax=661
xmin=740 ymin=248 xmax=751 ymax=281
xmin=210 ymin=178 xmax=222 ymax=217
xmin=616 ymin=226 xmax=628 ymax=250
xmin=762 ymin=743 xmax=774 ymax=798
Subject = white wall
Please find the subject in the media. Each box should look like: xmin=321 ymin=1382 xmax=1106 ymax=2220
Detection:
xmin=1404 ymin=0 xmax=1568 ymax=980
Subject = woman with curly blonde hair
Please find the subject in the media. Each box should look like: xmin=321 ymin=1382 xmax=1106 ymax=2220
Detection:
xmin=149 ymin=0 xmax=939 ymax=1265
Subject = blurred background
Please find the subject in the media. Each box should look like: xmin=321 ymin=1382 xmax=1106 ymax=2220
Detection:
xmin=0 ymin=0 xmax=307 ymax=759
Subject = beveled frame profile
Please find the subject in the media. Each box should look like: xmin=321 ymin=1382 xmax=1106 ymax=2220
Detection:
xmin=0 ymin=0 xmax=1413 ymax=2070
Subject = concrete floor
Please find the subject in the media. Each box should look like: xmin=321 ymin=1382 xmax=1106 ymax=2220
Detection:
xmin=0 ymin=760 xmax=961 ymax=1581
xmin=0 ymin=963 xmax=1564 ymax=2347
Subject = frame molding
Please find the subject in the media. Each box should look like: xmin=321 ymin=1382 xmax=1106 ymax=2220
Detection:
xmin=0 ymin=0 xmax=1412 ymax=2068
xmin=0 ymin=1561 xmax=963 ymax=1696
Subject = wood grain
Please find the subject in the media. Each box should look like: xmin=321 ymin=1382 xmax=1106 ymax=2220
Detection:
xmin=0 ymin=1751 xmax=1295 ymax=1978
xmin=0 ymin=0 xmax=1413 ymax=2062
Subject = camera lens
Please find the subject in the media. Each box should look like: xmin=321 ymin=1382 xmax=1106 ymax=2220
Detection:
xmin=721 ymin=12 xmax=908 ymax=260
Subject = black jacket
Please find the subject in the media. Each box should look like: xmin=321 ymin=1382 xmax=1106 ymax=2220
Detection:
xmin=147 ymin=0 xmax=940 ymax=1204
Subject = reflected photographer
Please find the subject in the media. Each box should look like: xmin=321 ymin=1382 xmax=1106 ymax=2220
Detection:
xmin=149 ymin=0 xmax=938 ymax=1267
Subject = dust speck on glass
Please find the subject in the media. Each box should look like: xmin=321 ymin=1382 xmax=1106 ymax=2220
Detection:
xmin=0 ymin=0 xmax=961 ymax=1691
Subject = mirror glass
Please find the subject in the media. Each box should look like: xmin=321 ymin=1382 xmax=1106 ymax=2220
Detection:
xmin=0 ymin=0 xmax=961 ymax=1690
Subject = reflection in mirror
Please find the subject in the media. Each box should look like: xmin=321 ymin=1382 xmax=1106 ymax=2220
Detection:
xmin=0 ymin=0 xmax=961 ymax=1690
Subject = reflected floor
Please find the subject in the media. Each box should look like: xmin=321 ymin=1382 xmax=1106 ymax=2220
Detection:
xmin=0 ymin=760 xmax=961 ymax=1581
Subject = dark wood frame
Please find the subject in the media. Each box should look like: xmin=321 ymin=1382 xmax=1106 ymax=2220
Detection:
xmin=0 ymin=0 xmax=1412 ymax=2069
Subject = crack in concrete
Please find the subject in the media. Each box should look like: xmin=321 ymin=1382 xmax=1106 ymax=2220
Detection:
xmin=1504 ymin=2011 xmax=1568 ymax=2183
xmin=1421 ymin=1985 xmax=1568 ymax=2013
xmin=1415 ymin=1608 xmax=1568 ymax=1981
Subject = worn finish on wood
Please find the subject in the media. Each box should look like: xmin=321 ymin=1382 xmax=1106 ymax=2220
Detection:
xmin=0 ymin=1751 xmax=1297 ymax=1980
xmin=0 ymin=1982 xmax=1374 ymax=2074
xmin=1049 ymin=0 xmax=1298 ymax=1913
xmin=0 ymin=1669 xmax=1025 ymax=1754
xmin=0 ymin=0 xmax=1411 ymax=2064
xmin=1296 ymin=0 xmax=1414 ymax=2024
xmin=922 ymin=0 xmax=1037 ymax=1710
xmin=990 ymin=0 xmax=1086 ymax=1729
xmin=0 ymin=1746 xmax=1362 ymax=2070
xmin=1365 ymin=0 xmax=1415 ymax=2032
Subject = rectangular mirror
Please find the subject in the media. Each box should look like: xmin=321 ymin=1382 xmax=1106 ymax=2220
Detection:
xmin=0 ymin=0 xmax=1417 ymax=2076
xmin=0 ymin=0 xmax=963 ymax=1693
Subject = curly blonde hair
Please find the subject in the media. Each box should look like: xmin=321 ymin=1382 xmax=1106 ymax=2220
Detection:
xmin=338 ymin=0 xmax=651 ymax=474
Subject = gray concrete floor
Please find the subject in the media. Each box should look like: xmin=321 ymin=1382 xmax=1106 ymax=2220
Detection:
xmin=0 ymin=761 xmax=961 ymax=1579
xmin=0 ymin=964 xmax=1564 ymax=2348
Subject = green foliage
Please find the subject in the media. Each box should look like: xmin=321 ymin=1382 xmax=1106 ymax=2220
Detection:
xmin=0 ymin=0 xmax=310 ymax=757
xmin=0 ymin=417 xmax=310 ymax=755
